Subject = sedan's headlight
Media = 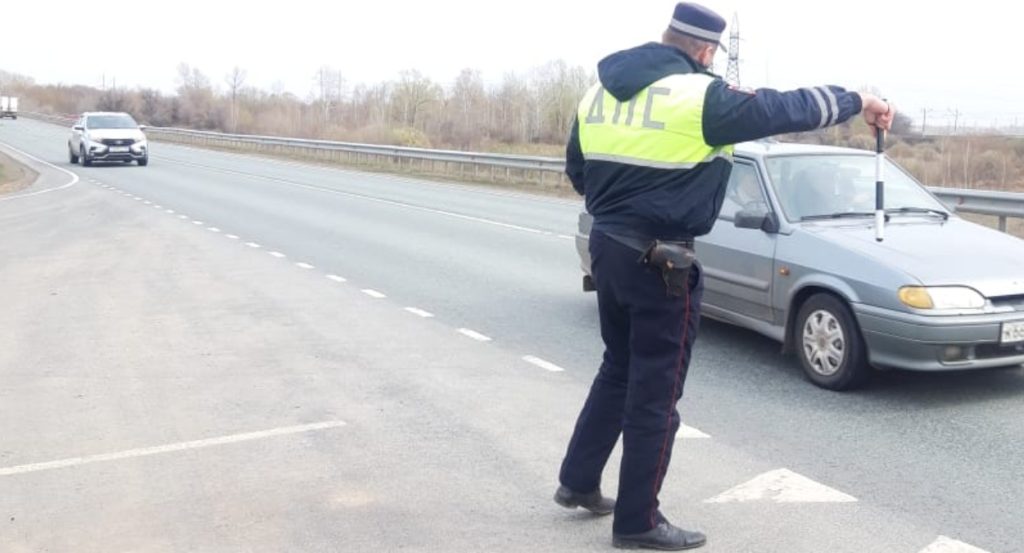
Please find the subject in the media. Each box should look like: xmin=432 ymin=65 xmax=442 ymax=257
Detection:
xmin=88 ymin=136 xmax=107 ymax=146
xmin=898 ymin=286 xmax=986 ymax=309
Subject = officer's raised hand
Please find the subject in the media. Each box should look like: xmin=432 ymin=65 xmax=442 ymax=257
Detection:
xmin=859 ymin=93 xmax=895 ymax=132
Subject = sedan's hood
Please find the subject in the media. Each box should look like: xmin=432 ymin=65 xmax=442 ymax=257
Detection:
xmin=87 ymin=129 xmax=146 ymax=141
xmin=804 ymin=217 xmax=1024 ymax=298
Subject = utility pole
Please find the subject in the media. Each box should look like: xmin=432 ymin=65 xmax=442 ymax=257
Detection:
xmin=948 ymin=108 xmax=961 ymax=135
xmin=921 ymin=108 xmax=935 ymax=136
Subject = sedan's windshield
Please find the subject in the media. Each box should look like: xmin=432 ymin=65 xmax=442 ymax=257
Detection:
xmin=86 ymin=114 xmax=138 ymax=129
xmin=764 ymin=154 xmax=947 ymax=222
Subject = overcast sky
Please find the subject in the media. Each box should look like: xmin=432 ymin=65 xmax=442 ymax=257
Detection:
xmin=2 ymin=0 xmax=1020 ymax=128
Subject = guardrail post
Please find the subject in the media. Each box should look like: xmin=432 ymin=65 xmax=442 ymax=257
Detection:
xmin=999 ymin=216 xmax=1008 ymax=232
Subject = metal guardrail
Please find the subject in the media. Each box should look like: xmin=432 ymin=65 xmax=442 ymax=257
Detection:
xmin=928 ymin=188 xmax=1024 ymax=232
xmin=19 ymin=111 xmax=1024 ymax=233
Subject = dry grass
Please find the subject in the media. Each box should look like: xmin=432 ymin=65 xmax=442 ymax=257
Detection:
xmin=0 ymin=150 xmax=36 ymax=195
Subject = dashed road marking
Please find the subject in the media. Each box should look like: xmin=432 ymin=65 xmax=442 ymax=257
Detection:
xmin=208 ymin=227 xmax=221 ymax=233
xmin=326 ymin=275 xmax=347 ymax=283
xmin=678 ymin=425 xmax=711 ymax=439
xmin=404 ymin=307 xmax=434 ymax=318
xmin=226 ymin=234 xmax=240 ymax=240
xmin=166 ymin=209 xmax=175 ymax=214
xmin=704 ymin=468 xmax=856 ymax=503
xmin=178 ymin=215 xmax=189 ymax=219
xmin=522 ymin=355 xmax=564 ymax=372
xmin=918 ymin=537 xmax=991 ymax=553
xmin=296 ymin=262 xmax=315 ymax=269
xmin=362 ymin=289 xmax=386 ymax=299
xmin=245 ymin=242 xmax=262 ymax=248
xmin=458 ymin=328 xmax=492 ymax=342
xmin=269 ymin=251 xmax=286 ymax=258
xmin=193 ymin=220 xmax=204 ymax=225
xmin=0 ymin=421 xmax=347 ymax=478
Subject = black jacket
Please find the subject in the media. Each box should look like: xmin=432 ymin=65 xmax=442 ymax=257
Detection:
xmin=567 ymin=42 xmax=863 ymax=240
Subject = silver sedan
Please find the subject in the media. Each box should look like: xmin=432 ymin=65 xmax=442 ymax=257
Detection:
xmin=575 ymin=141 xmax=1024 ymax=390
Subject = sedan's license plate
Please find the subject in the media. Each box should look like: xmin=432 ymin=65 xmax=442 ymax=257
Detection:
xmin=110 ymin=146 xmax=130 ymax=153
xmin=1002 ymin=321 xmax=1024 ymax=344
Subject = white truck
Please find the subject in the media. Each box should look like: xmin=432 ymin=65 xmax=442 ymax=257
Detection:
xmin=0 ymin=96 xmax=18 ymax=119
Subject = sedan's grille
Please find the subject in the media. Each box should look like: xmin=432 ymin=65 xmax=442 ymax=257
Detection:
xmin=101 ymin=138 xmax=135 ymax=146
xmin=975 ymin=342 xmax=1024 ymax=360
xmin=991 ymin=294 xmax=1024 ymax=311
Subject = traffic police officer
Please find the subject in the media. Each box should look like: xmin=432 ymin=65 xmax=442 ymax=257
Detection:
xmin=554 ymin=3 xmax=895 ymax=550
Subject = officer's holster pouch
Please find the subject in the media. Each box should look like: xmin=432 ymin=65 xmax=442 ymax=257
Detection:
xmin=641 ymin=241 xmax=696 ymax=297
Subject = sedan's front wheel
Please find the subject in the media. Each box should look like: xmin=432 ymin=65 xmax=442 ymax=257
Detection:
xmin=795 ymin=293 xmax=871 ymax=391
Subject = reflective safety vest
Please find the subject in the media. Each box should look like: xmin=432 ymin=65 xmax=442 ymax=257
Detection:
xmin=576 ymin=73 xmax=733 ymax=170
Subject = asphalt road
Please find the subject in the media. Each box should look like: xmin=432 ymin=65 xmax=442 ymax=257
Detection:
xmin=1 ymin=117 xmax=1020 ymax=552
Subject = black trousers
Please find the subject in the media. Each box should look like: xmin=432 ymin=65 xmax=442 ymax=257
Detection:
xmin=559 ymin=229 xmax=704 ymax=535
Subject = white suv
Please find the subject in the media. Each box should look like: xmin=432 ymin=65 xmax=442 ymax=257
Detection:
xmin=69 ymin=112 xmax=149 ymax=166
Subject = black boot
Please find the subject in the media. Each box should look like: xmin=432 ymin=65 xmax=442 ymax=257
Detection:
xmin=612 ymin=521 xmax=706 ymax=550
xmin=553 ymin=485 xmax=615 ymax=515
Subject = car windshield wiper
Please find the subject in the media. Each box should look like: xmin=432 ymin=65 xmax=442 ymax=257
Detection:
xmin=885 ymin=206 xmax=950 ymax=220
xmin=800 ymin=211 xmax=876 ymax=222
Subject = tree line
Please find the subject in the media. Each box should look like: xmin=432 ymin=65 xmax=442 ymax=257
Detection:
xmin=4 ymin=65 xmax=1023 ymax=191
xmin=2 ymin=62 xmax=593 ymax=151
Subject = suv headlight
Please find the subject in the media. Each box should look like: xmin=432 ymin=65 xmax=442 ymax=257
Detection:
xmin=88 ymin=136 xmax=107 ymax=146
xmin=899 ymin=286 xmax=986 ymax=309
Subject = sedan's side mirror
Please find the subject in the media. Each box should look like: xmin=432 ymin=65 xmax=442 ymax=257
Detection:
xmin=72 ymin=125 xmax=84 ymax=131
xmin=734 ymin=210 xmax=780 ymax=233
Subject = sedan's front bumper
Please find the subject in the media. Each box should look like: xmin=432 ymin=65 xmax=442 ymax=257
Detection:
xmin=88 ymin=143 xmax=147 ymax=162
xmin=854 ymin=303 xmax=1024 ymax=371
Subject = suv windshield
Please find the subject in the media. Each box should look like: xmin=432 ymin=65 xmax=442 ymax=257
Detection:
xmin=86 ymin=114 xmax=138 ymax=129
xmin=764 ymin=154 xmax=947 ymax=222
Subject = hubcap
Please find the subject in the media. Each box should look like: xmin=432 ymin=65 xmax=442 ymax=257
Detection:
xmin=802 ymin=310 xmax=846 ymax=376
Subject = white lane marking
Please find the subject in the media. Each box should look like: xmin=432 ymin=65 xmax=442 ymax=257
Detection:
xmin=154 ymin=159 xmax=565 ymax=238
xmin=159 ymin=148 xmax=583 ymax=207
xmin=404 ymin=307 xmax=434 ymax=318
xmin=704 ymin=469 xmax=856 ymax=503
xmin=557 ymin=234 xmax=574 ymax=240
xmin=362 ymin=289 xmax=386 ymax=299
xmin=296 ymin=262 xmax=315 ymax=269
xmin=269 ymin=251 xmax=286 ymax=258
xmin=522 ymin=355 xmax=564 ymax=372
xmin=226 ymin=234 xmax=240 ymax=240
xmin=166 ymin=209 xmax=175 ymax=214
xmin=143 ymin=201 xmax=152 ymax=205
xmin=154 ymin=205 xmax=162 ymax=209
xmin=178 ymin=215 xmax=189 ymax=219
xmin=677 ymin=425 xmax=711 ymax=439
xmin=208 ymin=227 xmax=221 ymax=233
xmin=245 ymin=242 xmax=262 ymax=248
xmin=193 ymin=220 xmax=204 ymax=225
xmin=0 ymin=421 xmax=346 ymax=477
xmin=326 ymin=275 xmax=347 ymax=283
xmin=0 ymin=142 xmax=79 ymax=203
xmin=458 ymin=328 xmax=492 ymax=342
xmin=918 ymin=537 xmax=991 ymax=553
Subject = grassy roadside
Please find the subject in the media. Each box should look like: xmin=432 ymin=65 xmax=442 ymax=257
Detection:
xmin=0 ymin=150 xmax=38 ymax=195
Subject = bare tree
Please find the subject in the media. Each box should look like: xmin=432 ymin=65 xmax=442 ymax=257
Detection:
xmin=225 ymin=66 xmax=247 ymax=132
xmin=392 ymin=69 xmax=442 ymax=130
